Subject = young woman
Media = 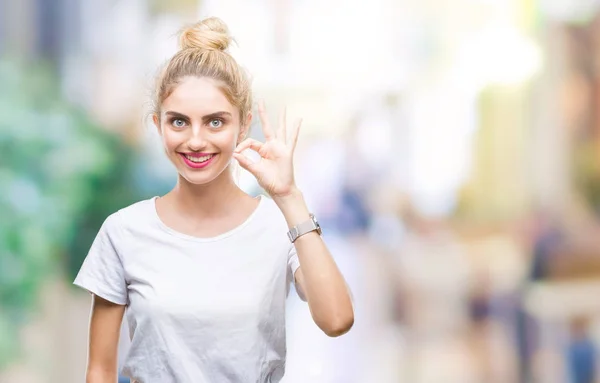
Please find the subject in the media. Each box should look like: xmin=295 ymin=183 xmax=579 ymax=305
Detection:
xmin=74 ymin=17 xmax=354 ymax=383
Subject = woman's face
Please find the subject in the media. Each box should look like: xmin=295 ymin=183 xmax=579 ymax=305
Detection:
xmin=154 ymin=76 xmax=249 ymax=186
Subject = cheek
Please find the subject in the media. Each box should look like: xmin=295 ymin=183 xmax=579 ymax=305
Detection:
xmin=161 ymin=129 xmax=181 ymax=151
xmin=218 ymin=129 xmax=238 ymax=151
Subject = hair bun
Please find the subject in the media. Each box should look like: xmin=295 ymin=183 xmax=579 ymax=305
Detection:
xmin=179 ymin=17 xmax=232 ymax=51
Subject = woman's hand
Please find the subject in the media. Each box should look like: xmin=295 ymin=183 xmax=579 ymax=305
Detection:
xmin=233 ymin=100 xmax=302 ymax=199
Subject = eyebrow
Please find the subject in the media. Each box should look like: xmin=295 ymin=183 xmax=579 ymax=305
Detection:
xmin=164 ymin=111 xmax=233 ymax=121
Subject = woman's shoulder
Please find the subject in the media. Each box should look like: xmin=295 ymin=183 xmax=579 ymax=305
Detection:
xmin=104 ymin=196 xmax=158 ymax=230
xmin=254 ymin=194 xmax=288 ymax=228
xmin=255 ymin=194 xmax=278 ymax=215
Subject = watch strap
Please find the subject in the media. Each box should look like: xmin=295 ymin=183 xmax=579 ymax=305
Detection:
xmin=287 ymin=214 xmax=320 ymax=243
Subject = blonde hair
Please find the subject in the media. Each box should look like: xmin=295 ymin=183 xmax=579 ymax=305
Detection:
xmin=153 ymin=17 xmax=252 ymax=124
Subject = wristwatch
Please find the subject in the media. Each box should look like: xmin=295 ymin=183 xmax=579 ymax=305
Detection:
xmin=287 ymin=214 xmax=322 ymax=243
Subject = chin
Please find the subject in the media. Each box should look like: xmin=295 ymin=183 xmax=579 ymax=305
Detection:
xmin=178 ymin=171 xmax=219 ymax=186
xmin=178 ymin=166 xmax=231 ymax=186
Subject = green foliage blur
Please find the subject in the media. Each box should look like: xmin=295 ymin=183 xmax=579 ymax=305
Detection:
xmin=0 ymin=59 xmax=141 ymax=368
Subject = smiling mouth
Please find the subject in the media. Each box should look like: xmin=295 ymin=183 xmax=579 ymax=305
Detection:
xmin=181 ymin=153 xmax=215 ymax=163
xmin=178 ymin=152 xmax=218 ymax=169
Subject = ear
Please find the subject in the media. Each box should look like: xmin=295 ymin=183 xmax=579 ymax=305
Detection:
xmin=152 ymin=114 xmax=161 ymax=135
xmin=238 ymin=112 xmax=253 ymax=143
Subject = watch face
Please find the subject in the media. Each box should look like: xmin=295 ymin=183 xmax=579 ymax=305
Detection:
xmin=311 ymin=215 xmax=322 ymax=234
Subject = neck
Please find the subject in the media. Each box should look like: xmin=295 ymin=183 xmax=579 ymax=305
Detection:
xmin=169 ymin=167 xmax=246 ymax=218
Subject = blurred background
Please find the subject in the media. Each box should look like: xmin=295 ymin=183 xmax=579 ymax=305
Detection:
xmin=3 ymin=0 xmax=600 ymax=382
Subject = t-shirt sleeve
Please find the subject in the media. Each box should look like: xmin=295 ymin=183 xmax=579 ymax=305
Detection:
xmin=287 ymin=245 xmax=307 ymax=301
xmin=73 ymin=212 xmax=128 ymax=305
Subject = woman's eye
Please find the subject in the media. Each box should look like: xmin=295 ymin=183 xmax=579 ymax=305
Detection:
xmin=172 ymin=119 xmax=186 ymax=128
xmin=209 ymin=119 xmax=223 ymax=128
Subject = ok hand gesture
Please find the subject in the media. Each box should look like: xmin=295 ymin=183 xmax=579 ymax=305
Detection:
xmin=233 ymin=101 xmax=302 ymax=199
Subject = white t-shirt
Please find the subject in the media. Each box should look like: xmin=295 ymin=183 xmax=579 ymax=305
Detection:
xmin=73 ymin=195 xmax=305 ymax=383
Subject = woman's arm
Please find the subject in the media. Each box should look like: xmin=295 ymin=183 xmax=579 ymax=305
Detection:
xmin=86 ymin=295 xmax=126 ymax=383
xmin=233 ymin=102 xmax=353 ymax=336
xmin=275 ymin=189 xmax=354 ymax=337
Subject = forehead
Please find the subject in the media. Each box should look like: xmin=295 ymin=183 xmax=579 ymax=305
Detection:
xmin=162 ymin=76 xmax=237 ymax=117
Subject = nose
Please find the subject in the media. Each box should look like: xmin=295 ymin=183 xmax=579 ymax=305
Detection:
xmin=186 ymin=125 xmax=208 ymax=151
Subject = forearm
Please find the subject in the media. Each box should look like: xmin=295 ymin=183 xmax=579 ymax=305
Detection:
xmin=274 ymin=189 xmax=354 ymax=336
xmin=86 ymin=368 xmax=118 ymax=383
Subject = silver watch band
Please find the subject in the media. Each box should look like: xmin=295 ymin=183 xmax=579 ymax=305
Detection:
xmin=287 ymin=214 xmax=321 ymax=243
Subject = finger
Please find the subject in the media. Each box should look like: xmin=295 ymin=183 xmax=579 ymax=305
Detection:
xmin=289 ymin=118 xmax=302 ymax=153
xmin=258 ymin=100 xmax=275 ymax=141
xmin=235 ymin=138 xmax=264 ymax=155
xmin=232 ymin=152 xmax=257 ymax=173
xmin=277 ymin=106 xmax=287 ymax=142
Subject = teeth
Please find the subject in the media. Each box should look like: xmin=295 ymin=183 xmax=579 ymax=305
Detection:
xmin=185 ymin=154 xmax=214 ymax=163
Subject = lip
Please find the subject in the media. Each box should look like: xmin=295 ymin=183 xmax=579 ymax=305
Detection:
xmin=178 ymin=153 xmax=217 ymax=169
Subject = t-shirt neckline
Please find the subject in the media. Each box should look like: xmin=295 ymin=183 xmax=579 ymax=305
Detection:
xmin=150 ymin=195 xmax=264 ymax=242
